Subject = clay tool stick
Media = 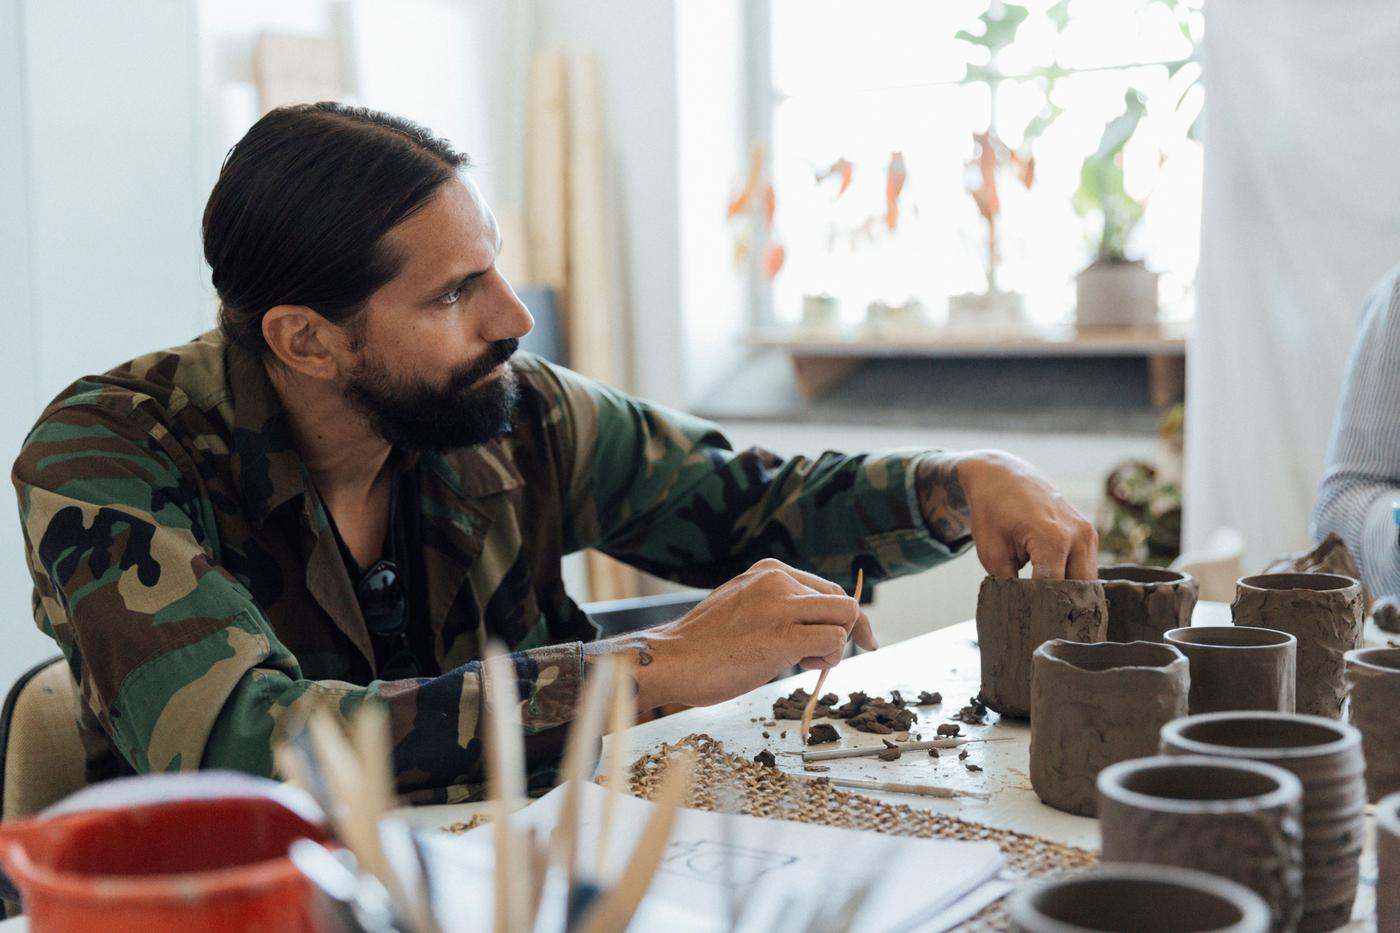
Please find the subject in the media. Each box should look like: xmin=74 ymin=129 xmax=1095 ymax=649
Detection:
xmin=483 ymin=643 xmax=531 ymax=933
xmin=802 ymin=736 xmax=1013 ymax=762
xmin=800 ymin=568 xmax=863 ymax=743
xmin=823 ymin=777 xmax=990 ymax=800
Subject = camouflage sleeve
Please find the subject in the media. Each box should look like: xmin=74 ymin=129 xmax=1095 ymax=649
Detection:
xmin=537 ymin=361 xmax=966 ymax=590
xmin=12 ymin=401 xmax=581 ymax=799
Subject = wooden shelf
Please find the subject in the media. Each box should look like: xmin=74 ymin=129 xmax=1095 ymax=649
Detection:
xmin=750 ymin=321 xmax=1190 ymax=404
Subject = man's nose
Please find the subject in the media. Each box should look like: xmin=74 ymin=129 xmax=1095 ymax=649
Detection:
xmin=481 ymin=271 xmax=535 ymax=343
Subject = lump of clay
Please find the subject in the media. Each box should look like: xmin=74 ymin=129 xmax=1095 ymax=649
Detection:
xmin=773 ymin=687 xmax=832 ymax=720
xmin=878 ymin=747 xmax=902 ymax=761
xmin=937 ymin=723 xmax=961 ymax=737
xmin=917 ymin=691 xmax=943 ymax=705
xmin=754 ymin=749 xmax=776 ymax=768
xmin=807 ymin=723 xmax=840 ymax=745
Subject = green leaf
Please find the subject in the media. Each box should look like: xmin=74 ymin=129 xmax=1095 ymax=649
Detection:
xmin=1093 ymin=90 xmax=1145 ymax=161
xmin=956 ymin=3 xmax=1029 ymax=51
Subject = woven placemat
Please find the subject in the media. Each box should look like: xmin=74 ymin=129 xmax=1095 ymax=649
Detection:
xmin=618 ymin=733 xmax=1096 ymax=931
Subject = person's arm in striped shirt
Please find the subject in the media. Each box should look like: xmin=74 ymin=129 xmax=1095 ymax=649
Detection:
xmin=1314 ymin=265 xmax=1400 ymax=598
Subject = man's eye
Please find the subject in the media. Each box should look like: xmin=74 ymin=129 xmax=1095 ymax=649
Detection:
xmin=438 ymin=286 xmax=463 ymax=305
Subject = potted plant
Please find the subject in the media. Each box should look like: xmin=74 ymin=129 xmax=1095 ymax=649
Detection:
xmin=1072 ymin=90 xmax=1159 ymax=328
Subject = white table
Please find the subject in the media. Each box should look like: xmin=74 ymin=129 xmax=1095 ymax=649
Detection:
xmin=400 ymin=600 xmax=1244 ymax=848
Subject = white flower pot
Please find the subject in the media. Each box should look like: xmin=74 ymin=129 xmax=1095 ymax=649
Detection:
xmin=1075 ymin=259 xmax=1159 ymax=328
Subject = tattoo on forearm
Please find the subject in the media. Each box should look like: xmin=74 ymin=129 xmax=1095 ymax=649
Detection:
xmin=597 ymin=634 xmax=656 ymax=669
xmin=917 ymin=457 xmax=973 ymax=547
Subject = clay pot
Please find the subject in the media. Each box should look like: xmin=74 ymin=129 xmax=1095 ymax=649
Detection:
xmin=1100 ymin=564 xmax=1199 ymax=643
xmin=1029 ymin=640 xmax=1188 ymax=817
xmin=976 ymin=576 xmax=1109 ymax=718
xmin=1009 ymin=863 xmax=1271 ymax=933
xmin=1231 ymin=573 xmax=1363 ymax=719
xmin=1343 ymin=647 xmax=1400 ymax=802
xmin=1164 ymin=626 xmax=1297 ymax=715
xmin=1378 ymin=792 xmax=1400 ymax=933
xmin=1097 ymin=755 xmax=1304 ymax=931
xmin=1160 ymin=712 xmax=1365 ymax=932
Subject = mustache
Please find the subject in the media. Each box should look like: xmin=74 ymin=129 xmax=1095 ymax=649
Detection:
xmin=448 ymin=338 xmax=519 ymax=390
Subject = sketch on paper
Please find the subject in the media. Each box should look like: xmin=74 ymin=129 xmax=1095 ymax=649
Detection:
xmin=658 ymin=840 xmax=799 ymax=886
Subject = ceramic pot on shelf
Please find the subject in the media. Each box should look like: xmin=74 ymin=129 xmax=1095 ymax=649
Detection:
xmin=1074 ymin=258 xmax=1159 ymax=328
xmin=975 ymin=576 xmax=1108 ymax=719
xmin=1160 ymin=712 xmax=1365 ymax=932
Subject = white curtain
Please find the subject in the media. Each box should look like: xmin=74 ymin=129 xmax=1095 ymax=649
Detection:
xmin=1184 ymin=0 xmax=1400 ymax=572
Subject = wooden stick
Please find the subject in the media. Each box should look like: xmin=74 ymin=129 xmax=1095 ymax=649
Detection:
xmin=803 ymin=737 xmax=1013 ymax=762
xmin=595 ymin=660 xmax=635 ymax=877
xmin=579 ymin=752 xmax=694 ymax=933
xmin=800 ymin=569 xmax=863 ymax=743
xmin=484 ymin=643 xmax=531 ymax=933
xmin=554 ymin=656 xmax=616 ymax=901
xmin=823 ymin=776 xmax=989 ymax=800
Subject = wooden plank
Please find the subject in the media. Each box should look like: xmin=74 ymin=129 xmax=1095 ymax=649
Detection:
xmin=752 ymin=321 xmax=1189 ymax=360
xmin=1147 ymin=354 xmax=1187 ymax=407
xmin=525 ymin=49 xmax=569 ymax=294
xmin=790 ymin=356 xmax=860 ymax=399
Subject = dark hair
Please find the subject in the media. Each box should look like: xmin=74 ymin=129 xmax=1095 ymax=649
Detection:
xmin=203 ymin=102 xmax=469 ymax=355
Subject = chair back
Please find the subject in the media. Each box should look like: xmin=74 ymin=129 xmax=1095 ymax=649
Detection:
xmin=0 ymin=657 xmax=87 ymax=822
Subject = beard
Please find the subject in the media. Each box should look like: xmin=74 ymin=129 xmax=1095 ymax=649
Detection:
xmin=345 ymin=338 xmax=520 ymax=453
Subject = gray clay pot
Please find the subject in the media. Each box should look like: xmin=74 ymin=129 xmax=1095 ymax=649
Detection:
xmin=1100 ymin=564 xmax=1199 ymax=643
xmin=1165 ymin=626 xmax=1297 ymax=715
xmin=1231 ymin=573 xmax=1363 ymax=719
xmin=1344 ymin=647 xmax=1400 ymax=802
xmin=1029 ymin=640 xmax=1188 ymax=817
xmin=1378 ymin=792 xmax=1400 ymax=933
xmin=1008 ymin=863 xmax=1271 ymax=933
xmin=1097 ymin=755 xmax=1304 ymax=931
xmin=976 ymin=576 xmax=1109 ymax=718
xmin=1160 ymin=712 xmax=1365 ymax=932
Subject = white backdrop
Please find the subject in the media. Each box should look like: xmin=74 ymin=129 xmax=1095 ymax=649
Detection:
xmin=1184 ymin=0 xmax=1400 ymax=572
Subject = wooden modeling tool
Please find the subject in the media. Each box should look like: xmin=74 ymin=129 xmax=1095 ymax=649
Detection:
xmin=823 ymin=777 xmax=990 ymax=800
xmin=800 ymin=568 xmax=863 ymax=743
xmin=802 ymin=736 xmax=1013 ymax=763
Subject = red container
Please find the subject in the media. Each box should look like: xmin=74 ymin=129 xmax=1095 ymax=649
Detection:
xmin=0 ymin=794 xmax=331 ymax=932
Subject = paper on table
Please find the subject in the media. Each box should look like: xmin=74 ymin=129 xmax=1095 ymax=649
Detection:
xmin=422 ymin=781 xmax=1005 ymax=932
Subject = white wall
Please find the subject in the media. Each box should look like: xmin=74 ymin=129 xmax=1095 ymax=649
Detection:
xmin=1 ymin=0 xmax=211 ymax=691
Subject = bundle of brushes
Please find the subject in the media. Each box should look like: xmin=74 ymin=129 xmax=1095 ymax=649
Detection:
xmin=276 ymin=644 xmax=692 ymax=933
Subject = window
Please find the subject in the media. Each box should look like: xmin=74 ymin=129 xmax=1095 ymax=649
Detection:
xmin=754 ymin=0 xmax=1205 ymax=331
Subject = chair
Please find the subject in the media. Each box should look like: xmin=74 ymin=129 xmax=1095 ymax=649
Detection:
xmin=0 ymin=657 xmax=87 ymax=822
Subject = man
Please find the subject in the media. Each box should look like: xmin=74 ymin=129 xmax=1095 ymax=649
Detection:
xmin=11 ymin=103 xmax=1096 ymax=802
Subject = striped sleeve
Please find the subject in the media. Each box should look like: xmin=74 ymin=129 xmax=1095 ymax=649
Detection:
xmin=1314 ymin=265 xmax=1400 ymax=598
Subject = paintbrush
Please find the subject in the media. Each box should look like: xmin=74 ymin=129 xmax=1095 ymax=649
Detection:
xmin=594 ymin=660 xmax=635 ymax=879
xmin=800 ymin=568 xmax=863 ymax=743
xmin=554 ymin=655 xmax=617 ymax=922
xmin=483 ymin=643 xmax=532 ymax=933
xmin=577 ymin=751 xmax=695 ymax=933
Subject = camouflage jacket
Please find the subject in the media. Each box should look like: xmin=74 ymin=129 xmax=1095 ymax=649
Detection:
xmin=12 ymin=331 xmax=958 ymax=801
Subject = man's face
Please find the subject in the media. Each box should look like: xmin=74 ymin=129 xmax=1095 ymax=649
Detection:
xmin=343 ymin=176 xmax=534 ymax=453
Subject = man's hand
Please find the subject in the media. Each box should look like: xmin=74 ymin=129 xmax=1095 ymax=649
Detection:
xmin=917 ymin=449 xmax=1098 ymax=581
xmin=588 ymin=558 xmax=875 ymax=710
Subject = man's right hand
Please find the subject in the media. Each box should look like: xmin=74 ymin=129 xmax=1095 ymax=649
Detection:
xmin=589 ymin=558 xmax=875 ymax=710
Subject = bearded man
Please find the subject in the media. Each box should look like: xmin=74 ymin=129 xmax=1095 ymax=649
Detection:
xmin=11 ymin=103 xmax=1097 ymax=801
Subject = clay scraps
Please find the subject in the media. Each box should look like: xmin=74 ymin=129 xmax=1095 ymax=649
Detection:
xmin=772 ymin=688 xmax=838 ymax=720
xmin=753 ymin=749 xmax=777 ymax=768
xmin=807 ymin=724 xmax=841 ymax=745
xmin=951 ymin=696 xmax=989 ymax=726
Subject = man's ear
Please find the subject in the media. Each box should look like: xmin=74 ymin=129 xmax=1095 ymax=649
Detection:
xmin=262 ymin=306 xmax=348 ymax=380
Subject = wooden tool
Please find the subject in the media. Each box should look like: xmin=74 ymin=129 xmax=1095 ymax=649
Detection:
xmin=483 ymin=644 xmax=531 ymax=933
xmin=823 ymin=777 xmax=990 ymax=800
xmin=800 ymin=568 xmax=863 ymax=743
xmin=802 ymin=736 xmax=1013 ymax=763
xmin=595 ymin=661 xmax=635 ymax=877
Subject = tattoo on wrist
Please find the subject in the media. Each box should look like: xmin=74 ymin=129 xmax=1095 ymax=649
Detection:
xmin=917 ymin=456 xmax=972 ymax=547
xmin=599 ymin=634 xmax=656 ymax=668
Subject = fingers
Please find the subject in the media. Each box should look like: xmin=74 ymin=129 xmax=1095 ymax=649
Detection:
xmin=976 ymin=534 xmax=1022 ymax=579
xmin=748 ymin=557 xmax=847 ymax=597
xmin=1027 ymin=531 xmax=1071 ymax=580
xmin=851 ymin=611 xmax=878 ymax=652
xmin=787 ymin=592 xmax=862 ymax=634
xmin=789 ymin=622 xmax=847 ymax=668
xmin=1065 ymin=521 xmax=1099 ymax=581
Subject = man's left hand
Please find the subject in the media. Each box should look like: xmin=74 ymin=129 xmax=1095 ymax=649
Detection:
xmin=916 ymin=450 xmax=1099 ymax=580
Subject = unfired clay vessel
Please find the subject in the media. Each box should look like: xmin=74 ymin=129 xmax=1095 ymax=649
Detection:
xmin=1029 ymin=640 xmax=1188 ymax=817
xmin=1344 ymin=647 xmax=1400 ymax=802
xmin=1097 ymin=755 xmax=1304 ymax=931
xmin=1160 ymin=712 xmax=1365 ymax=932
xmin=1008 ymin=863 xmax=1271 ymax=933
xmin=1165 ymin=625 xmax=1297 ymax=715
xmin=1231 ymin=573 xmax=1363 ymax=719
xmin=1100 ymin=564 xmax=1199 ymax=643
xmin=1378 ymin=792 xmax=1400 ymax=933
xmin=976 ymin=576 xmax=1108 ymax=718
